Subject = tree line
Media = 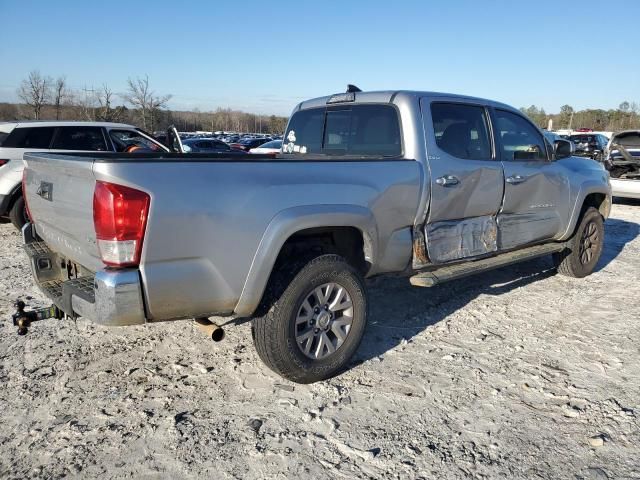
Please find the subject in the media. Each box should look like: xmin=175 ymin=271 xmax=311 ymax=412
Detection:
xmin=0 ymin=70 xmax=288 ymax=134
xmin=520 ymin=102 xmax=640 ymax=131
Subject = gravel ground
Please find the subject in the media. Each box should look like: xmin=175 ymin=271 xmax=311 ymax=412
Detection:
xmin=1 ymin=202 xmax=639 ymax=479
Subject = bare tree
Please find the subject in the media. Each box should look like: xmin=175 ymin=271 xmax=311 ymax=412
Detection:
xmin=52 ymin=76 xmax=69 ymax=120
xmin=76 ymin=86 xmax=97 ymax=121
xmin=123 ymin=75 xmax=171 ymax=130
xmin=17 ymin=71 xmax=51 ymax=120
xmin=96 ymin=84 xmax=125 ymax=122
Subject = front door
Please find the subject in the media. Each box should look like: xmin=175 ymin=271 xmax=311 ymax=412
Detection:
xmin=492 ymin=108 xmax=570 ymax=250
xmin=421 ymin=98 xmax=505 ymax=264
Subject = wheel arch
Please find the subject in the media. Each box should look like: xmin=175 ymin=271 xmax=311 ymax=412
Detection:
xmin=1 ymin=183 xmax=22 ymax=217
xmin=559 ymin=184 xmax=611 ymax=241
xmin=233 ymin=205 xmax=377 ymax=317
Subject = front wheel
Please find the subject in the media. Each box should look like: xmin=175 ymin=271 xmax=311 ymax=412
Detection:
xmin=553 ymin=206 xmax=604 ymax=278
xmin=252 ymin=254 xmax=367 ymax=384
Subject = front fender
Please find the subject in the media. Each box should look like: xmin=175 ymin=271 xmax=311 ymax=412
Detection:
xmin=559 ymin=179 xmax=612 ymax=241
xmin=233 ymin=204 xmax=377 ymax=317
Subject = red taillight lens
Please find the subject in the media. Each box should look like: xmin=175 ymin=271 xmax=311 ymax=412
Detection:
xmin=93 ymin=181 xmax=150 ymax=267
xmin=22 ymin=169 xmax=32 ymax=221
xmin=0 ymin=159 xmax=9 ymax=167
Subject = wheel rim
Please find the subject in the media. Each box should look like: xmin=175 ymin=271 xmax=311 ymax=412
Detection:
xmin=295 ymin=282 xmax=354 ymax=360
xmin=579 ymin=220 xmax=599 ymax=265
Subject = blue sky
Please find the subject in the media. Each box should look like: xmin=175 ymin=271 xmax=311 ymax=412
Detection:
xmin=1 ymin=0 xmax=638 ymax=116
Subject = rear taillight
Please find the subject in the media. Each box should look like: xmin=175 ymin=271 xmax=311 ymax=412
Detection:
xmin=0 ymin=159 xmax=9 ymax=167
xmin=93 ymin=181 xmax=150 ymax=267
xmin=22 ymin=169 xmax=32 ymax=221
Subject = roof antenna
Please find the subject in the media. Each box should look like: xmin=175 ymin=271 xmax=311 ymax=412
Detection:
xmin=346 ymin=84 xmax=362 ymax=93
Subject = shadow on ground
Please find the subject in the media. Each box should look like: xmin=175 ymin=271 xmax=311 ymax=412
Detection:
xmin=350 ymin=215 xmax=639 ymax=370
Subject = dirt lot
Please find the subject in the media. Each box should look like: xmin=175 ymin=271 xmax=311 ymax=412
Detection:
xmin=1 ymin=202 xmax=639 ymax=480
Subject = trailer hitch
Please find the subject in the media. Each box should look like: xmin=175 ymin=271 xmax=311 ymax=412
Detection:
xmin=12 ymin=300 xmax=63 ymax=335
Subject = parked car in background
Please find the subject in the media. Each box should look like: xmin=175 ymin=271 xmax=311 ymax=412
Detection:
xmin=605 ymin=130 xmax=640 ymax=199
xmin=182 ymin=138 xmax=241 ymax=153
xmin=21 ymin=88 xmax=610 ymax=383
xmin=249 ymin=139 xmax=282 ymax=155
xmin=569 ymin=133 xmax=609 ymax=160
xmin=0 ymin=121 xmax=169 ymax=230
xmin=543 ymin=131 xmax=566 ymax=146
xmin=230 ymin=138 xmax=271 ymax=152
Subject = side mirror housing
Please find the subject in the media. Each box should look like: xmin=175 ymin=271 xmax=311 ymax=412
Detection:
xmin=554 ymin=139 xmax=574 ymax=160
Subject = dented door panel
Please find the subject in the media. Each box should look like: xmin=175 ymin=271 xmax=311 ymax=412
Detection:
xmin=426 ymin=215 xmax=497 ymax=263
xmin=420 ymin=96 xmax=504 ymax=263
xmin=499 ymin=161 xmax=570 ymax=249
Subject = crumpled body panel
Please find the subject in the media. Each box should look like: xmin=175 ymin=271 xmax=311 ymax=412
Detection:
xmin=425 ymin=215 xmax=498 ymax=264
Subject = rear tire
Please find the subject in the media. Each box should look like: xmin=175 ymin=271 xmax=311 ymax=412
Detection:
xmin=553 ymin=207 xmax=604 ymax=278
xmin=252 ymin=254 xmax=367 ymax=384
xmin=9 ymin=195 xmax=28 ymax=231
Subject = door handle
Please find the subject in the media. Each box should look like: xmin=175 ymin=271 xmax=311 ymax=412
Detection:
xmin=506 ymin=174 xmax=526 ymax=185
xmin=435 ymin=175 xmax=460 ymax=187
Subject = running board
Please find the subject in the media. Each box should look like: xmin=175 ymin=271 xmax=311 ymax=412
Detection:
xmin=409 ymin=243 xmax=565 ymax=287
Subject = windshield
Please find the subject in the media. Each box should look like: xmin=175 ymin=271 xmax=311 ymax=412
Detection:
xmin=612 ymin=131 xmax=640 ymax=147
xmin=570 ymin=135 xmax=597 ymax=144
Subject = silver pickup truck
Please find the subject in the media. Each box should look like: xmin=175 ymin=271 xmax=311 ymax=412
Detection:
xmin=21 ymin=88 xmax=611 ymax=383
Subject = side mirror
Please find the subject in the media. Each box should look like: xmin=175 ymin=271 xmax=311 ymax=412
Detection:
xmin=554 ymin=139 xmax=574 ymax=160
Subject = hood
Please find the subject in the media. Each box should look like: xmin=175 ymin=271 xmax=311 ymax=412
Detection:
xmin=611 ymin=130 xmax=640 ymax=149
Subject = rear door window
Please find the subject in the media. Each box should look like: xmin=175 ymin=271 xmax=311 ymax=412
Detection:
xmin=51 ymin=126 xmax=108 ymax=151
xmin=2 ymin=127 xmax=55 ymax=148
xmin=431 ymin=103 xmax=492 ymax=160
xmin=284 ymin=104 xmax=401 ymax=157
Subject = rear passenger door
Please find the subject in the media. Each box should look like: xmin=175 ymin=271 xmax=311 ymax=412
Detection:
xmin=421 ymin=98 xmax=505 ymax=263
xmin=492 ymin=109 xmax=570 ymax=249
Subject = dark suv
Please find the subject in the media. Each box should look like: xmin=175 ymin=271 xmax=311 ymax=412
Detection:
xmin=568 ymin=133 xmax=609 ymax=160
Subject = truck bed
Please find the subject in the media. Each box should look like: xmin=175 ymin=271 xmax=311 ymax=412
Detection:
xmin=23 ymin=152 xmax=422 ymax=321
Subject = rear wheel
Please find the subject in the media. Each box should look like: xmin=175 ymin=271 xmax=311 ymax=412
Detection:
xmin=553 ymin=206 xmax=604 ymax=278
xmin=9 ymin=195 xmax=28 ymax=231
xmin=252 ymin=254 xmax=367 ymax=384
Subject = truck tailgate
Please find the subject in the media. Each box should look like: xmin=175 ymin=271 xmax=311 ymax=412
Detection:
xmin=23 ymin=153 xmax=103 ymax=272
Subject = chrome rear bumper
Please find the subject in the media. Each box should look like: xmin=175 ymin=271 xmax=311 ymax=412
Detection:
xmin=22 ymin=223 xmax=146 ymax=326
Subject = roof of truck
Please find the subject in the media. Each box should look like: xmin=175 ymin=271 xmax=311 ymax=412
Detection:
xmin=1 ymin=120 xmax=137 ymax=129
xmin=295 ymin=90 xmax=515 ymax=113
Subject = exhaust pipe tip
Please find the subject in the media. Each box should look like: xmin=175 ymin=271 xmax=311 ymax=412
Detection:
xmin=195 ymin=317 xmax=225 ymax=342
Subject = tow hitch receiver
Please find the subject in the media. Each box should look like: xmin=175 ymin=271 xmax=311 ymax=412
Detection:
xmin=12 ymin=300 xmax=63 ymax=336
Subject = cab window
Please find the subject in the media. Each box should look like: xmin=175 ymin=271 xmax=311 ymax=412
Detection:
xmin=284 ymin=104 xmax=402 ymax=157
xmin=2 ymin=127 xmax=55 ymax=148
xmin=51 ymin=126 xmax=108 ymax=151
xmin=495 ymin=110 xmax=547 ymax=161
xmin=109 ymin=129 xmax=163 ymax=152
xmin=431 ymin=103 xmax=492 ymax=160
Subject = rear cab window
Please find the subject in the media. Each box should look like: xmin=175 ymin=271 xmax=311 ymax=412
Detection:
xmin=284 ymin=104 xmax=402 ymax=157
xmin=2 ymin=127 xmax=56 ymax=148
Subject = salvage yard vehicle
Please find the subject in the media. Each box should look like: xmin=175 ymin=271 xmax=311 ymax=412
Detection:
xmin=19 ymin=88 xmax=611 ymax=383
xmin=605 ymin=130 xmax=640 ymax=199
xmin=0 ymin=121 xmax=170 ymax=230
xmin=569 ymin=133 xmax=609 ymax=161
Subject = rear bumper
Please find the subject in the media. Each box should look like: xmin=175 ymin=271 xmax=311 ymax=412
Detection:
xmin=23 ymin=223 xmax=146 ymax=326
xmin=611 ymin=178 xmax=640 ymax=199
